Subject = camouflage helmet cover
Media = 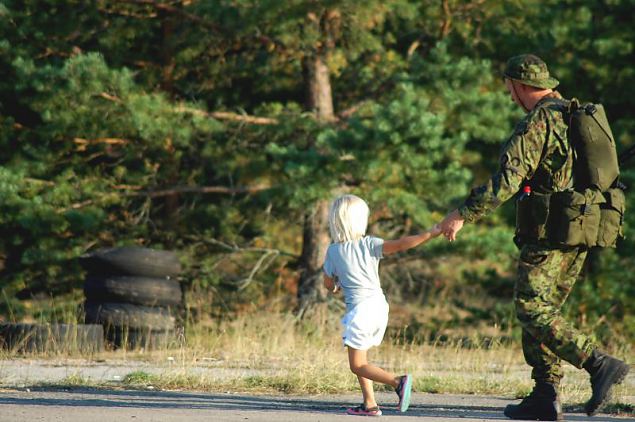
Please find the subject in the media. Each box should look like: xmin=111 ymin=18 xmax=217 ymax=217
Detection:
xmin=503 ymin=54 xmax=559 ymax=89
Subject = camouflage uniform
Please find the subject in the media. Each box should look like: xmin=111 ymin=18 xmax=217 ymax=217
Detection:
xmin=458 ymin=55 xmax=595 ymax=386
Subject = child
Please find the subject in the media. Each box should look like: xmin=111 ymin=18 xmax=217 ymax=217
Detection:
xmin=323 ymin=194 xmax=441 ymax=416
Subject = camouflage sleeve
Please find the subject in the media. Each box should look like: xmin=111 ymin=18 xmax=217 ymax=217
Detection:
xmin=458 ymin=108 xmax=549 ymax=223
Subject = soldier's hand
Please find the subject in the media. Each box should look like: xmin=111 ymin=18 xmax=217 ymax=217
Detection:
xmin=439 ymin=209 xmax=465 ymax=242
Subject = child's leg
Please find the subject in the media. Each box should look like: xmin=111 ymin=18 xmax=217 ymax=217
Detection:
xmin=348 ymin=347 xmax=400 ymax=389
xmin=357 ymin=375 xmax=377 ymax=408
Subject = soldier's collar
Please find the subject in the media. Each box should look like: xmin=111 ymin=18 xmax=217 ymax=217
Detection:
xmin=536 ymin=91 xmax=563 ymax=107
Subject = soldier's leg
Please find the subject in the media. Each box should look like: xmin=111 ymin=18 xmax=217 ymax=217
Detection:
xmin=521 ymin=329 xmax=563 ymax=385
xmin=518 ymin=244 xmax=587 ymax=384
xmin=511 ymin=245 xmax=629 ymax=419
xmin=514 ymin=245 xmax=593 ymax=373
xmin=506 ymin=246 xmax=587 ymax=420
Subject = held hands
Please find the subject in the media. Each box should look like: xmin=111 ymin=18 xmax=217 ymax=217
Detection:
xmin=438 ymin=209 xmax=465 ymax=242
xmin=427 ymin=223 xmax=443 ymax=238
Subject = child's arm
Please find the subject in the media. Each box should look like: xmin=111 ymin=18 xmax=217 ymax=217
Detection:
xmin=323 ymin=274 xmax=339 ymax=293
xmin=382 ymin=225 xmax=442 ymax=256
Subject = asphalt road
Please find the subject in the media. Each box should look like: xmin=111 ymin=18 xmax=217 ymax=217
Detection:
xmin=0 ymin=388 xmax=633 ymax=422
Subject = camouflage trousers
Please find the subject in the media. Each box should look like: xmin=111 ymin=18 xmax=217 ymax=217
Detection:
xmin=514 ymin=244 xmax=595 ymax=385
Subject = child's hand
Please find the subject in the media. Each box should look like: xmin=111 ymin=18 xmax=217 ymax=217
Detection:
xmin=429 ymin=224 xmax=442 ymax=237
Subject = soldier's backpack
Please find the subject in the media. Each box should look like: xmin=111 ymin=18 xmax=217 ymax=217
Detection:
xmin=515 ymin=99 xmax=626 ymax=248
xmin=567 ymin=99 xmax=620 ymax=192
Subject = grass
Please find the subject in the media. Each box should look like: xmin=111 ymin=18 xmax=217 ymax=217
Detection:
xmin=59 ymin=373 xmax=95 ymax=387
xmin=0 ymin=309 xmax=633 ymax=416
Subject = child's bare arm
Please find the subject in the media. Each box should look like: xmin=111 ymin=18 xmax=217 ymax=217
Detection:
xmin=383 ymin=225 xmax=442 ymax=256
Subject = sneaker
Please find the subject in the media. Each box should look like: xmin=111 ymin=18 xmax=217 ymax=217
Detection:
xmin=395 ymin=374 xmax=413 ymax=412
xmin=346 ymin=404 xmax=382 ymax=416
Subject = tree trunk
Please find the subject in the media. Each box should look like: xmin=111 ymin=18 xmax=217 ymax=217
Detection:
xmin=304 ymin=53 xmax=335 ymax=121
xmin=297 ymin=200 xmax=330 ymax=313
xmin=296 ymin=51 xmax=335 ymax=315
xmin=160 ymin=13 xmax=180 ymax=229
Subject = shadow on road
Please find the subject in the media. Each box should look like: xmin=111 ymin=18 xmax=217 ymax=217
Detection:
xmin=0 ymin=387 xmax=631 ymax=421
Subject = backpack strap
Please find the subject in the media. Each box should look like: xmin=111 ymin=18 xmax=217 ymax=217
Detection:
xmin=525 ymin=97 xmax=574 ymax=192
xmin=539 ymin=97 xmax=573 ymax=124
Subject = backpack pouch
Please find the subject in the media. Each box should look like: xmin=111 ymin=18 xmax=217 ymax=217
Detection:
xmin=547 ymin=189 xmax=603 ymax=247
xmin=596 ymin=188 xmax=626 ymax=248
xmin=516 ymin=192 xmax=551 ymax=244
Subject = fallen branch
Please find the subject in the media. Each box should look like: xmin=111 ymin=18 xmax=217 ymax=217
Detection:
xmin=98 ymin=92 xmax=279 ymax=125
xmin=97 ymin=91 xmax=377 ymax=126
xmin=184 ymin=236 xmax=297 ymax=291
xmin=99 ymin=92 xmax=123 ymax=103
xmin=175 ymin=106 xmax=278 ymax=125
xmin=65 ymin=199 xmax=96 ymax=211
xmin=97 ymin=91 xmax=382 ymax=127
xmin=24 ymin=178 xmax=56 ymax=186
xmin=111 ymin=0 xmax=222 ymax=32
xmin=127 ymin=184 xmax=272 ymax=198
xmin=54 ymin=183 xmax=272 ymax=213
xmin=74 ymin=137 xmax=129 ymax=151
xmin=183 ymin=235 xmax=298 ymax=259
xmin=237 ymin=249 xmax=280 ymax=291
xmin=338 ymin=100 xmax=372 ymax=120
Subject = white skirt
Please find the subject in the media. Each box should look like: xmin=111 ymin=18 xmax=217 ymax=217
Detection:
xmin=341 ymin=295 xmax=389 ymax=351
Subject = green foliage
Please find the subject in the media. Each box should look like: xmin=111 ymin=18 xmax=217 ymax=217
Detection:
xmin=322 ymin=82 xmax=471 ymax=223
xmin=568 ymin=247 xmax=635 ymax=341
xmin=0 ymin=0 xmax=632 ymax=345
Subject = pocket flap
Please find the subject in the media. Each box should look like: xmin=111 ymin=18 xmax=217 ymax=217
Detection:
xmin=553 ymin=190 xmax=586 ymax=206
xmin=604 ymin=188 xmax=625 ymax=212
xmin=583 ymin=188 xmax=606 ymax=205
xmin=531 ymin=192 xmax=551 ymax=223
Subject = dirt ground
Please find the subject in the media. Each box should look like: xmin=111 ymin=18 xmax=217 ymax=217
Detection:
xmin=0 ymin=358 xmax=633 ymax=421
xmin=1 ymin=388 xmax=634 ymax=422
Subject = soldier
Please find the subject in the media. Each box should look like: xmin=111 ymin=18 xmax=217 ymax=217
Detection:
xmin=438 ymin=54 xmax=630 ymax=421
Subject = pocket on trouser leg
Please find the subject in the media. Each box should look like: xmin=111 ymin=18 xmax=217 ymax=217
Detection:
xmin=516 ymin=247 xmax=561 ymax=307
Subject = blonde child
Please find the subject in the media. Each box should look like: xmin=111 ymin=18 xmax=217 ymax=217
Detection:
xmin=323 ymin=194 xmax=441 ymax=416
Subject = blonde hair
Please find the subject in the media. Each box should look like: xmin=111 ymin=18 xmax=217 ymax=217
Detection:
xmin=328 ymin=194 xmax=369 ymax=243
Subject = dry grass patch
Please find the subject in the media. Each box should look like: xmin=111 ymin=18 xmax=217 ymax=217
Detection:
xmin=2 ymin=310 xmax=633 ymax=416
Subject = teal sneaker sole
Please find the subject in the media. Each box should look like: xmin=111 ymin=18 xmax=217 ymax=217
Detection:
xmin=399 ymin=375 xmax=413 ymax=412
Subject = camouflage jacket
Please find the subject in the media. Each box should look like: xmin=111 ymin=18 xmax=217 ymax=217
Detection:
xmin=458 ymin=92 xmax=574 ymax=223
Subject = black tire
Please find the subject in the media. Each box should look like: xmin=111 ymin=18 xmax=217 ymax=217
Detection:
xmin=79 ymin=247 xmax=181 ymax=278
xmin=84 ymin=276 xmax=182 ymax=307
xmin=104 ymin=326 xmax=176 ymax=350
xmin=0 ymin=323 xmax=104 ymax=354
xmin=84 ymin=302 xmax=175 ymax=330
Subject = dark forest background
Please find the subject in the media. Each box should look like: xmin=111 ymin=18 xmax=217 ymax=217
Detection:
xmin=1 ymin=0 xmax=633 ymax=347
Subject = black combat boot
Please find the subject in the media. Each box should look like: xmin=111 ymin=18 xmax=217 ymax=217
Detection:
xmin=583 ymin=349 xmax=630 ymax=416
xmin=504 ymin=382 xmax=562 ymax=421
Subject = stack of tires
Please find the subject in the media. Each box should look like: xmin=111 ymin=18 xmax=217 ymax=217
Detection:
xmin=81 ymin=247 xmax=182 ymax=350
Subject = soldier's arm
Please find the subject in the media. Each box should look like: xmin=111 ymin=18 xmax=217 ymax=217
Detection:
xmin=458 ymin=109 xmax=549 ymax=223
